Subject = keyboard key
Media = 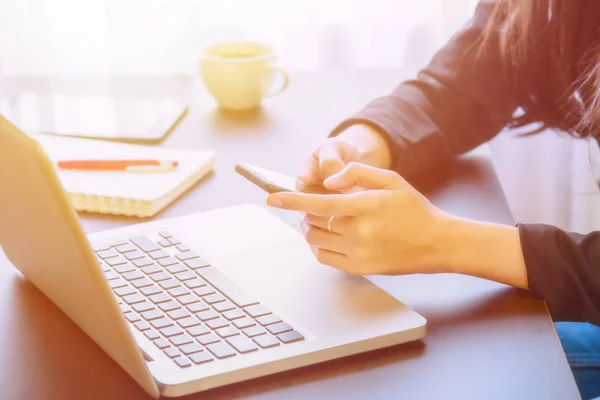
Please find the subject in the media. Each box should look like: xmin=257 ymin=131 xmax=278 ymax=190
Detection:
xmin=160 ymin=326 xmax=184 ymax=337
xmin=97 ymin=249 xmax=119 ymax=259
xmin=168 ymin=237 xmax=182 ymax=245
xmin=123 ymin=293 xmax=146 ymax=305
xmin=206 ymin=342 xmax=236 ymax=359
xmin=170 ymin=334 xmax=193 ymax=346
xmin=158 ymin=301 xmax=181 ymax=312
xmin=190 ymin=351 xmax=214 ymax=365
xmin=233 ymin=318 xmax=256 ymax=329
xmin=144 ymin=329 xmax=160 ymax=340
xmin=197 ymin=333 xmax=220 ymax=346
xmin=175 ymin=271 xmax=196 ymax=282
xmin=92 ymin=242 xmax=112 ymax=252
xmin=223 ymin=309 xmax=245 ymax=321
xmin=184 ymin=278 xmax=206 ymax=289
xmin=141 ymin=309 xmax=163 ymax=321
xmin=243 ymin=326 xmax=266 ymax=338
xmin=165 ymin=263 xmax=186 ymax=274
xmin=197 ymin=267 xmax=259 ymax=308
xmin=154 ymin=338 xmax=170 ymax=349
xmin=119 ymin=304 xmax=130 ymax=313
xmin=124 ymin=312 xmax=140 ymax=323
xmin=149 ymin=250 xmax=169 ymax=260
xmin=173 ymin=356 xmax=191 ymax=368
xmin=266 ymin=322 xmax=293 ymax=335
xmin=140 ymin=285 xmax=162 ymax=296
xmin=131 ymin=236 xmax=161 ymax=253
xmin=168 ymin=287 xmax=190 ymax=297
xmin=187 ymin=325 xmax=210 ymax=337
xmin=187 ymin=302 xmax=209 ymax=313
xmin=253 ymin=334 xmax=280 ymax=349
xmin=100 ymin=264 xmax=110 ymax=273
xmin=168 ymin=309 xmax=191 ymax=320
xmin=125 ymin=250 xmax=145 ymax=260
xmin=140 ymin=265 xmax=161 ymax=275
xmin=214 ymin=301 xmax=235 ymax=313
xmin=104 ymin=270 xmax=119 ymax=280
xmin=134 ymin=321 xmax=150 ymax=331
xmin=150 ymin=272 xmax=171 ymax=282
xmin=206 ymin=318 xmax=229 ymax=330
xmin=216 ymin=326 xmax=239 ymax=338
xmin=131 ymin=278 xmax=153 ymax=289
xmin=227 ymin=335 xmax=259 ymax=354
xmin=132 ymin=301 xmax=155 ymax=313
xmin=193 ymin=286 xmax=215 ymax=297
xmin=159 ymin=257 xmax=180 ymax=267
xmin=151 ymin=318 xmax=173 ymax=329
xmin=114 ymin=285 xmax=136 ymax=297
xmin=177 ymin=294 xmax=200 ymax=306
xmin=244 ymin=304 xmax=272 ymax=318
xmin=158 ymin=239 xmax=172 ymax=247
xmin=184 ymin=257 xmax=211 ymax=270
xmin=177 ymin=317 xmax=201 ymax=329
xmin=196 ymin=310 xmax=219 ymax=322
xmin=159 ymin=231 xmax=173 ymax=239
xmin=180 ymin=343 xmax=203 ymax=355
xmin=106 ymin=256 xmax=127 ymax=267
xmin=257 ymin=314 xmax=282 ymax=326
xmin=133 ymin=257 xmax=154 ymax=268
xmin=176 ymin=244 xmax=191 ymax=252
xmin=164 ymin=348 xmax=179 ymax=358
xmin=204 ymin=294 xmax=226 ymax=305
xmin=109 ymin=278 xmax=128 ymax=289
xmin=115 ymin=264 xmax=136 ymax=274
xmin=175 ymin=251 xmax=199 ymax=261
xmin=123 ymin=270 xmax=145 ymax=281
xmin=116 ymin=243 xmax=137 ymax=254
xmin=159 ymin=279 xmax=180 ymax=290
xmin=277 ymin=330 xmax=305 ymax=344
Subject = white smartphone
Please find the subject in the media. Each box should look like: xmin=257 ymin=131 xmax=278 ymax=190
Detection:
xmin=235 ymin=164 xmax=298 ymax=193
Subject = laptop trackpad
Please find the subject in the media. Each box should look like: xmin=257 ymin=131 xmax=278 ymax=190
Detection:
xmin=212 ymin=240 xmax=411 ymax=337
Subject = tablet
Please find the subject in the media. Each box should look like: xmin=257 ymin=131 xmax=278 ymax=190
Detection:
xmin=0 ymin=92 xmax=188 ymax=143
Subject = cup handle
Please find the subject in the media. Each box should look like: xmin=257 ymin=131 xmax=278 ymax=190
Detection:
xmin=265 ymin=66 xmax=289 ymax=97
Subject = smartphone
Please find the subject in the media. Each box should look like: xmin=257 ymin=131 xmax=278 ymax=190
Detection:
xmin=235 ymin=163 xmax=298 ymax=193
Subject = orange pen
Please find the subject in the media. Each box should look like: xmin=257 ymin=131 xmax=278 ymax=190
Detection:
xmin=57 ymin=159 xmax=179 ymax=172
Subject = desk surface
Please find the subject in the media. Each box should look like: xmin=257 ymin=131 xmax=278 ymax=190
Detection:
xmin=0 ymin=71 xmax=580 ymax=399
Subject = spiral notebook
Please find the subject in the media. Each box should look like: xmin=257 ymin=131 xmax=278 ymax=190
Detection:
xmin=32 ymin=134 xmax=216 ymax=217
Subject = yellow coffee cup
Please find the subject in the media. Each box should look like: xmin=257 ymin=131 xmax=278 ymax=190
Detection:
xmin=199 ymin=41 xmax=289 ymax=110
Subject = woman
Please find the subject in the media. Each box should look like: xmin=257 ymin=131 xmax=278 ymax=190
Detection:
xmin=266 ymin=0 xmax=600 ymax=398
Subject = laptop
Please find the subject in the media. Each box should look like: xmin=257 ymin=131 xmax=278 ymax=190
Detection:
xmin=0 ymin=116 xmax=426 ymax=398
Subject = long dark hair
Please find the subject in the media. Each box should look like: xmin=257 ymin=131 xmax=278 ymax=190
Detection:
xmin=480 ymin=0 xmax=600 ymax=138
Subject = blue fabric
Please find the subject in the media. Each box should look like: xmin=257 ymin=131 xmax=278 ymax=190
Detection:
xmin=556 ymin=322 xmax=600 ymax=400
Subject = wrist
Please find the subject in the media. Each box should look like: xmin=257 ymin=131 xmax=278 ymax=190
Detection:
xmin=435 ymin=215 xmax=529 ymax=289
xmin=337 ymin=124 xmax=392 ymax=169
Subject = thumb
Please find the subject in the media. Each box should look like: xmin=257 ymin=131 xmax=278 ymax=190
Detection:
xmin=323 ymin=162 xmax=405 ymax=191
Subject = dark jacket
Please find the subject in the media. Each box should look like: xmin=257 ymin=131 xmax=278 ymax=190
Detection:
xmin=331 ymin=0 xmax=600 ymax=325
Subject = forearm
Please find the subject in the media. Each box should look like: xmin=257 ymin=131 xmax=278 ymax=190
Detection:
xmin=438 ymin=216 xmax=529 ymax=290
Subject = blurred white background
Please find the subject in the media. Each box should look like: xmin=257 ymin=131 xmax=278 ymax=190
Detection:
xmin=0 ymin=0 xmax=477 ymax=76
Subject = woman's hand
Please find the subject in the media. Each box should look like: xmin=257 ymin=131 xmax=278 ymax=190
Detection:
xmin=268 ymin=162 xmax=530 ymax=289
xmin=273 ymin=162 xmax=450 ymax=275
xmin=296 ymin=124 xmax=392 ymax=193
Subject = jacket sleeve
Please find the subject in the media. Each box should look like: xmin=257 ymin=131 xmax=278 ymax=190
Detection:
xmin=330 ymin=0 xmax=518 ymax=180
xmin=519 ymin=224 xmax=600 ymax=325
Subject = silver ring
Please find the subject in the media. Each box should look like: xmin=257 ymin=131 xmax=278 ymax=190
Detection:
xmin=327 ymin=216 xmax=335 ymax=233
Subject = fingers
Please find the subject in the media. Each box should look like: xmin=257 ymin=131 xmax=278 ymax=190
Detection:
xmin=324 ymin=162 xmax=406 ymax=191
xmin=304 ymin=213 xmax=354 ymax=235
xmin=318 ymin=140 xmax=358 ymax=179
xmin=267 ymin=191 xmax=368 ymax=216
xmin=310 ymin=247 xmax=350 ymax=270
xmin=300 ymin=219 xmax=349 ymax=253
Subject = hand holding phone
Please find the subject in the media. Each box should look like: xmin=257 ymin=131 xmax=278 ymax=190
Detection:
xmin=235 ymin=164 xmax=298 ymax=193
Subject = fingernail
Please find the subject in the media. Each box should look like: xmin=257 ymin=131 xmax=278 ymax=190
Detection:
xmin=267 ymin=196 xmax=282 ymax=208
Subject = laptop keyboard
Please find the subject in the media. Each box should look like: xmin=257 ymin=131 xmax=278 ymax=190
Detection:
xmin=93 ymin=231 xmax=304 ymax=368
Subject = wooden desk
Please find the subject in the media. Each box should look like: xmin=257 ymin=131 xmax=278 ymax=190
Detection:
xmin=0 ymin=71 xmax=581 ymax=399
